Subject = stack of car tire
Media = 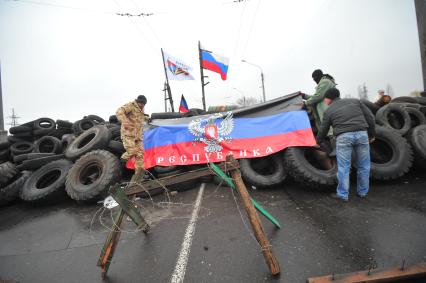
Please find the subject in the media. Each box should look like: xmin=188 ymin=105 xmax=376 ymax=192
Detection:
xmin=235 ymin=96 xmax=426 ymax=189
xmin=1 ymin=98 xmax=425 ymax=206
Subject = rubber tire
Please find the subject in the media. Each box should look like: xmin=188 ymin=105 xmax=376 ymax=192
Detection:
xmin=33 ymin=117 xmax=56 ymax=131
xmin=0 ymin=162 xmax=19 ymax=186
xmin=0 ymin=140 xmax=9 ymax=150
xmin=151 ymin=112 xmax=184 ymax=120
xmin=391 ymin=96 xmax=426 ymax=105
xmin=18 ymin=154 xmax=65 ymax=171
xmin=369 ymin=127 xmax=413 ymax=180
xmin=405 ymin=108 xmax=426 ymax=128
xmin=7 ymin=135 xmax=29 ymax=144
xmin=85 ymin=115 xmax=105 ymax=124
xmin=20 ymin=159 xmax=72 ymax=204
xmin=360 ymin=99 xmax=380 ymax=115
xmin=0 ymin=171 xmax=31 ymax=206
xmin=153 ymin=165 xmax=180 ymax=174
xmin=13 ymin=153 xmax=55 ymax=164
xmin=56 ymin=119 xmax=73 ymax=129
xmin=65 ymin=150 xmax=121 ymax=202
xmin=239 ymin=153 xmax=287 ymax=187
xmin=65 ymin=125 xmax=111 ymax=161
xmin=109 ymin=115 xmax=119 ymax=124
xmin=0 ymin=149 xmax=10 ymax=162
xmin=108 ymin=125 xmax=121 ymax=140
xmin=61 ymin=134 xmax=76 ymax=153
xmin=33 ymin=136 xmax=62 ymax=154
xmin=375 ymin=104 xmax=411 ymax=135
xmin=9 ymin=125 xmax=32 ymax=134
xmin=107 ymin=140 xmax=125 ymax=155
xmin=10 ymin=141 xmax=34 ymax=156
xmin=284 ymin=147 xmax=337 ymax=187
xmin=406 ymin=125 xmax=426 ymax=171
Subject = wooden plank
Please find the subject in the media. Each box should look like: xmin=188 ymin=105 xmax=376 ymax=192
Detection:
xmin=124 ymin=162 xmax=239 ymax=196
xmin=227 ymin=155 xmax=280 ymax=276
xmin=307 ymin=261 xmax=426 ymax=283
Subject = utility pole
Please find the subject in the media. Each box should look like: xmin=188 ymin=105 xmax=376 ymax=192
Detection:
xmin=241 ymin=59 xmax=266 ymax=102
xmin=8 ymin=108 xmax=19 ymax=127
xmin=0 ymin=62 xmax=7 ymax=141
xmin=415 ymin=0 xmax=426 ymax=89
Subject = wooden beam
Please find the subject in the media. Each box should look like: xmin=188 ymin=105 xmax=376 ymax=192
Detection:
xmin=124 ymin=162 xmax=239 ymax=196
xmin=307 ymin=261 xmax=426 ymax=283
xmin=227 ymin=155 xmax=280 ymax=276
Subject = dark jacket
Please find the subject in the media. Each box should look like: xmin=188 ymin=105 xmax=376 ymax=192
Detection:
xmin=316 ymin=98 xmax=376 ymax=144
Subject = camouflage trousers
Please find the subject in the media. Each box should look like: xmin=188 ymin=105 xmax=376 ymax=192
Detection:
xmin=121 ymin=134 xmax=144 ymax=169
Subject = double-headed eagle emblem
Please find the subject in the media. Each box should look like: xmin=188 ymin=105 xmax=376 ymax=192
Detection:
xmin=188 ymin=112 xmax=234 ymax=152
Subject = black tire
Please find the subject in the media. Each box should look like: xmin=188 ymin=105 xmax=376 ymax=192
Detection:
xmin=109 ymin=115 xmax=119 ymax=124
xmin=19 ymin=154 xmax=65 ymax=171
xmin=183 ymin=108 xmax=207 ymax=117
xmin=369 ymin=127 xmax=413 ymax=180
xmin=0 ymin=162 xmax=19 ymax=186
xmin=65 ymin=125 xmax=111 ymax=161
xmin=153 ymin=165 xmax=180 ymax=174
xmin=0 ymin=140 xmax=9 ymax=150
xmin=9 ymin=125 xmax=32 ymax=134
xmin=33 ymin=136 xmax=62 ymax=154
xmin=284 ymin=147 xmax=337 ymax=187
xmin=391 ymin=96 xmax=426 ymax=105
xmin=0 ymin=149 xmax=10 ymax=162
xmin=360 ymin=99 xmax=380 ymax=115
xmin=14 ymin=153 xmax=56 ymax=164
xmin=45 ymin=128 xmax=74 ymax=139
xmin=56 ymin=119 xmax=73 ymax=129
xmin=13 ymin=131 xmax=33 ymax=138
xmin=20 ymin=159 xmax=73 ymax=204
xmin=7 ymin=135 xmax=28 ymax=144
xmin=406 ymin=125 xmax=426 ymax=170
xmin=375 ymin=104 xmax=411 ymax=135
xmin=0 ymin=171 xmax=31 ymax=206
xmin=239 ymin=153 xmax=287 ymax=187
xmin=61 ymin=134 xmax=76 ymax=153
xmin=107 ymin=140 xmax=125 ymax=155
xmin=108 ymin=125 xmax=121 ymax=140
xmin=33 ymin=117 xmax=56 ymax=131
xmin=85 ymin=115 xmax=105 ymax=124
xmin=151 ymin=112 xmax=184 ymax=120
xmin=72 ymin=118 xmax=97 ymax=135
xmin=405 ymin=107 xmax=426 ymax=128
xmin=10 ymin=141 xmax=34 ymax=156
xmin=65 ymin=150 xmax=121 ymax=202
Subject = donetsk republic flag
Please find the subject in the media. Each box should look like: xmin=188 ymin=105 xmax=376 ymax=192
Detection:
xmin=141 ymin=93 xmax=316 ymax=169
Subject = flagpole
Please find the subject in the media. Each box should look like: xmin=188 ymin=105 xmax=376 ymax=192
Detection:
xmin=198 ymin=41 xmax=207 ymax=111
xmin=161 ymin=48 xmax=175 ymax=112
xmin=163 ymin=82 xmax=168 ymax=112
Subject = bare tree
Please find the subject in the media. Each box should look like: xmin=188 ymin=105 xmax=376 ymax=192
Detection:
xmin=236 ymin=96 xmax=259 ymax=108
xmin=386 ymin=83 xmax=395 ymax=97
xmin=357 ymin=83 xmax=368 ymax=100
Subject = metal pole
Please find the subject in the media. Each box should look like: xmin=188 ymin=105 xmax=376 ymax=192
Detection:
xmin=160 ymin=48 xmax=175 ymax=112
xmin=198 ymin=41 xmax=207 ymax=111
xmin=415 ymin=0 xmax=426 ymax=89
xmin=163 ymin=82 xmax=167 ymax=112
xmin=241 ymin=59 xmax=266 ymax=102
xmin=260 ymin=72 xmax=266 ymax=103
xmin=0 ymin=61 xmax=4 ymax=131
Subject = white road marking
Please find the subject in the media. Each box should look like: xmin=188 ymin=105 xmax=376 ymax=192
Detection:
xmin=170 ymin=183 xmax=205 ymax=283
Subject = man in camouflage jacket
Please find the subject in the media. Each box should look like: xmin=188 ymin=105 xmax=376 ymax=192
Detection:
xmin=304 ymin=69 xmax=337 ymax=130
xmin=116 ymin=95 xmax=148 ymax=173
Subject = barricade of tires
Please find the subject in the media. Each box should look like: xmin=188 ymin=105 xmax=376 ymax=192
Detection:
xmin=239 ymin=96 xmax=425 ymax=189
xmin=0 ymin=114 xmax=201 ymax=206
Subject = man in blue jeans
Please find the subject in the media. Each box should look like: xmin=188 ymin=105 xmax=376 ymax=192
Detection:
xmin=316 ymin=88 xmax=376 ymax=201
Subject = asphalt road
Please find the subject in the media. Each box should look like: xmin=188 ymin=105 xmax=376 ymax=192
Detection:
xmin=0 ymin=171 xmax=425 ymax=283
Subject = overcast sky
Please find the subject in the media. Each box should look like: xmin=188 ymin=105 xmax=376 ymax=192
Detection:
xmin=0 ymin=0 xmax=423 ymax=128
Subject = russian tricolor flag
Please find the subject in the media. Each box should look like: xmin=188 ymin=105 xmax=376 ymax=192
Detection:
xmin=201 ymin=50 xmax=229 ymax=80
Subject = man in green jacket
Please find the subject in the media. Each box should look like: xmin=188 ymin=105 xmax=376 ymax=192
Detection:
xmin=304 ymin=69 xmax=336 ymax=130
